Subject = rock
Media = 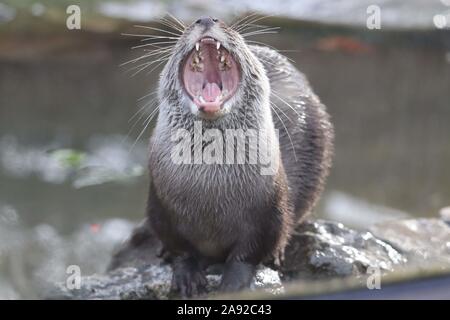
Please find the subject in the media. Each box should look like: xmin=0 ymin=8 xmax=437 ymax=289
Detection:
xmin=49 ymin=264 xmax=283 ymax=300
xmin=107 ymin=219 xmax=163 ymax=271
xmin=48 ymin=219 xmax=409 ymax=299
xmin=370 ymin=218 xmax=450 ymax=267
xmin=281 ymin=220 xmax=406 ymax=280
xmin=440 ymin=207 xmax=450 ymax=225
xmin=50 ymin=265 xmax=171 ymax=300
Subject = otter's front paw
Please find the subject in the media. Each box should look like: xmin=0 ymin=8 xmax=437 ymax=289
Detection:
xmin=171 ymin=259 xmax=207 ymax=298
xmin=219 ymin=261 xmax=256 ymax=293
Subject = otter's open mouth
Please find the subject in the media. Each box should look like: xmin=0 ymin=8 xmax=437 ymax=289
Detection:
xmin=182 ymin=37 xmax=240 ymax=114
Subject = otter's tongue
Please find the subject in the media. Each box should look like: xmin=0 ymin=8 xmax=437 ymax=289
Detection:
xmin=200 ymin=82 xmax=221 ymax=112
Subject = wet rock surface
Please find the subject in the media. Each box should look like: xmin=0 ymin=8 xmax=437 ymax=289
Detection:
xmin=281 ymin=220 xmax=406 ymax=280
xmin=47 ymin=218 xmax=447 ymax=300
xmin=49 ymin=219 xmax=284 ymax=299
xmin=370 ymin=218 xmax=450 ymax=267
xmin=49 ymin=263 xmax=283 ymax=300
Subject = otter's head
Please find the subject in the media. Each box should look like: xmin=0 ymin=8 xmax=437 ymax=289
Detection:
xmin=159 ymin=16 xmax=269 ymax=122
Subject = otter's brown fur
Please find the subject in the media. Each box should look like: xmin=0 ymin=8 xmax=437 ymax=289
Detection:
xmin=146 ymin=17 xmax=334 ymax=296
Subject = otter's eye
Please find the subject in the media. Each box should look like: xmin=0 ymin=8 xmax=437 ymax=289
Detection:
xmin=212 ymin=18 xmax=218 ymax=22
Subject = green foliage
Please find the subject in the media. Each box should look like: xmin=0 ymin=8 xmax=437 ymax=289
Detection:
xmin=50 ymin=148 xmax=86 ymax=168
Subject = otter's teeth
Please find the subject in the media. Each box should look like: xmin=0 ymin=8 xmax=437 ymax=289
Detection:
xmin=216 ymin=41 xmax=221 ymax=50
xmin=219 ymin=54 xmax=230 ymax=71
xmin=195 ymin=42 xmax=200 ymax=51
xmin=193 ymin=54 xmax=200 ymax=64
xmin=190 ymin=52 xmax=204 ymax=72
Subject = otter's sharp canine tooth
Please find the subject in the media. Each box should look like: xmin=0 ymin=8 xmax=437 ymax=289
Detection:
xmin=195 ymin=42 xmax=200 ymax=51
xmin=216 ymin=41 xmax=221 ymax=50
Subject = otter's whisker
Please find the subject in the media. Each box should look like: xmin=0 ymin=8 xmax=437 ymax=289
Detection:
xmin=128 ymin=50 xmax=172 ymax=64
xmin=241 ymin=27 xmax=280 ymax=37
xmin=247 ymin=41 xmax=298 ymax=53
xmin=132 ymin=47 xmax=172 ymax=57
xmin=132 ymin=54 xmax=171 ymax=67
xmin=270 ymin=102 xmax=293 ymax=124
xmin=124 ymin=58 xmax=168 ymax=76
xmin=239 ymin=26 xmax=281 ymax=34
xmin=121 ymin=33 xmax=152 ymax=38
xmin=129 ymin=97 xmax=169 ymax=153
xmin=234 ymin=14 xmax=276 ymax=32
xmin=128 ymin=91 xmax=159 ymax=126
xmin=139 ymin=38 xmax=177 ymax=44
xmin=133 ymin=25 xmax=182 ymax=37
xmin=130 ymin=58 xmax=171 ymax=76
xmin=241 ymin=27 xmax=280 ymax=36
xmin=159 ymin=18 xmax=184 ymax=33
xmin=231 ymin=12 xmax=260 ymax=31
xmin=122 ymin=34 xmax=180 ymax=41
xmin=242 ymin=31 xmax=280 ymax=38
xmin=145 ymin=58 xmax=169 ymax=75
xmin=247 ymin=41 xmax=296 ymax=64
xmin=135 ymin=96 xmax=159 ymax=125
xmin=255 ymin=56 xmax=278 ymax=67
xmin=270 ymin=102 xmax=298 ymax=161
xmin=132 ymin=42 xmax=175 ymax=50
xmin=120 ymin=49 xmax=172 ymax=67
xmin=165 ymin=12 xmax=186 ymax=30
xmin=125 ymin=51 xmax=172 ymax=66
xmin=126 ymin=54 xmax=171 ymax=77
xmin=137 ymin=90 xmax=158 ymax=102
xmin=139 ymin=35 xmax=180 ymax=40
xmin=122 ymin=95 xmax=159 ymax=147
xmin=236 ymin=23 xmax=271 ymax=33
xmin=271 ymin=90 xmax=303 ymax=120
xmin=128 ymin=100 xmax=153 ymax=124
xmin=143 ymin=48 xmax=172 ymax=54
xmin=128 ymin=109 xmax=157 ymax=152
xmin=233 ymin=13 xmax=265 ymax=30
xmin=126 ymin=98 xmax=157 ymax=142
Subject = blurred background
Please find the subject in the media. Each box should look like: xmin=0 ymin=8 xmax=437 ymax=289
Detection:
xmin=0 ymin=0 xmax=449 ymax=298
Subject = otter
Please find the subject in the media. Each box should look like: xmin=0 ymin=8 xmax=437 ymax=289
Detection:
xmin=146 ymin=16 xmax=334 ymax=296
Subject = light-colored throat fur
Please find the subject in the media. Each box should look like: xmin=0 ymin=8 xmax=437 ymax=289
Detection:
xmin=149 ymin=92 xmax=281 ymax=224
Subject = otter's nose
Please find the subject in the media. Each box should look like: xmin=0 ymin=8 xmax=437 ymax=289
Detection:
xmin=195 ymin=16 xmax=218 ymax=29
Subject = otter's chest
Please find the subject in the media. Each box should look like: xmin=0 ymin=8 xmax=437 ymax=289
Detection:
xmin=151 ymin=160 xmax=274 ymax=256
xmin=153 ymin=161 xmax=271 ymax=216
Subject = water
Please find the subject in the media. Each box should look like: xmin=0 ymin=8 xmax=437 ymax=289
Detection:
xmin=96 ymin=0 xmax=450 ymax=30
xmin=0 ymin=8 xmax=450 ymax=298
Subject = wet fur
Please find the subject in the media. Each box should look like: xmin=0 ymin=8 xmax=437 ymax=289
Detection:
xmin=146 ymin=19 xmax=334 ymax=294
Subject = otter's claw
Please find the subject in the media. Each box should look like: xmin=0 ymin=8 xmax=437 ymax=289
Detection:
xmin=171 ymin=259 xmax=208 ymax=298
xmin=219 ymin=261 xmax=255 ymax=293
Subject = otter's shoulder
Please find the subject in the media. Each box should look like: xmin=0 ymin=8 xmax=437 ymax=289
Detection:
xmin=249 ymin=45 xmax=313 ymax=96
